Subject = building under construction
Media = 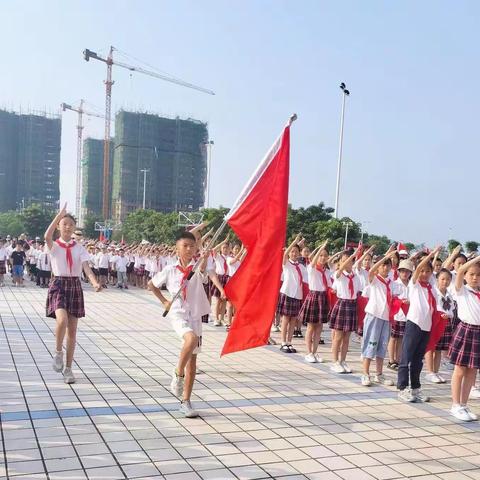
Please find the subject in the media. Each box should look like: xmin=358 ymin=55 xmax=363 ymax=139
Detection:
xmin=81 ymin=138 xmax=114 ymax=219
xmin=111 ymin=111 xmax=208 ymax=221
xmin=0 ymin=109 xmax=61 ymax=213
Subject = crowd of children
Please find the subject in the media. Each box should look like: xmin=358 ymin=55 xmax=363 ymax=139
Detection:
xmin=1 ymin=216 xmax=480 ymax=421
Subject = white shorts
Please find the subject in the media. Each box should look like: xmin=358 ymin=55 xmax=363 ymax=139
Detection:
xmin=171 ymin=317 xmax=203 ymax=354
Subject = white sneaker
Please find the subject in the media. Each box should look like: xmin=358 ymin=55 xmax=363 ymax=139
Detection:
xmin=170 ymin=369 xmax=184 ymax=397
xmin=398 ymin=388 xmax=415 ymax=402
xmin=373 ymin=374 xmax=394 ymax=386
xmin=341 ymin=361 xmax=352 ymax=373
xmin=179 ymin=400 xmax=199 ymax=418
xmin=451 ymin=404 xmax=472 ymax=422
xmin=436 ymin=374 xmax=446 ymax=384
xmin=330 ymin=362 xmax=346 ymax=374
xmin=213 ymin=320 xmax=222 ymax=327
xmin=314 ymin=354 xmax=324 ymax=363
xmin=63 ymin=368 xmax=76 ymax=384
xmin=463 ymin=406 xmax=478 ymax=421
xmin=52 ymin=351 xmax=63 ymax=373
xmin=470 ymin=386 xmax=480 ymax=399
xmin=412 ymin=388 xmax=430 ymax=403
xmin=304 ymin=353 xmax=317 ymax=363
xmin=361 ymin=375 xmax=372 ymax=386
xmin=425 ymin=372 xmax=442 ymax=384
xmin=272 ymin=325 xmax=280 ymax=332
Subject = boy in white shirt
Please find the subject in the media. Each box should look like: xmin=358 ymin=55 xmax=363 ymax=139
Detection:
xmin=148 ymin=231 xmax=210 ymax=418
xmin=115 ymin=250 xmax=129 ymax=289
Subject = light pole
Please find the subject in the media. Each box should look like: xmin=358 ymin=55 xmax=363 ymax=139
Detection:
xmin=360 ymin=221 xmax=371 ymax=243
xmin=334 ymin=82 xmax=350 ymax=219
xmin=343 ymin=221 xmax=353 ymax=249
xmin=204 ymin=140 xmax=214 ymax=208
xmin=140 ymin=168 xmax=150 ymax=210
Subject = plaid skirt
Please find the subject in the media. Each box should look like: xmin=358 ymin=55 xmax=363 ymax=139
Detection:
xmin=277 ymin=293 xmax=302 ymax=317
xmin=299 ymin=290 xmax=329 ymax=325
xmin=211 ymin=274 xmax=229 ymax=298
xmin=46 ymin=277 xmax=85 ymax=319
xmin=329 ymin=298 xmax=358 ymax=332
xmin=391 ymin=320 xmax=406 ymax=338
xmin=135 ymin=265 xmax=145 ymax=276
xmin=448 ymin=321 xmax=480 ymax=369
xmin=0 ymin=260 xmax=6 ymax=275
xmin=435 ymin=317 xmax=454 ymax=351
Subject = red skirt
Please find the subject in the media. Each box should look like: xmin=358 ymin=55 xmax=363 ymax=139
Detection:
xmin=329 ymin=298 xmax=358 ymax=332
xmin=0 ymin=260 xmax=6 ymax=275
xmin=435 ymin=316 xmax=454 ymax=351
xmin=299 ymin=290 xmax=329 ymax=325
xmin=46 ymin=277 xmax=85 ymax=319
xmin=448 ymin=321 xmax=480 ymax=369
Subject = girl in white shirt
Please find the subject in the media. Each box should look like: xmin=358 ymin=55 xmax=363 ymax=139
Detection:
xmin=329 ymin=249 xmax=361 ymax=373
xmin=277 ymin=234 xmax=307 ymax=354
xmin=448 ymin=255 xmax=480 ymax=421
xmin=424 ymin=269 xmax=454 ymax=384
xmin=298 ymin=241 xmax=329 ymax=363
xmin=397 ymin=247 xmax=441 ymax=403
xmin=211 ymin=239 xmax=231 ymax=327
xmin=45 ymin=205 xmax=101 ymax=385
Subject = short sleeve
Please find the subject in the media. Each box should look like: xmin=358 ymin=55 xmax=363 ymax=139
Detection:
xmin=151 ymin=269 xmax=167 ymax=288
xmin=79 ymin=245 xmax=91 ymax=264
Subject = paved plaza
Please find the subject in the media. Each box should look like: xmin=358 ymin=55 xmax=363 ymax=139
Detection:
xmin=1 ymin=283 xmax=480 ymax=480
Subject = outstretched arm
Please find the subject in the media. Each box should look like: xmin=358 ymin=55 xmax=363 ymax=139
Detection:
xmin=368 ymin=251 xmax=397 ymax=283
xmin=45 ymin=203 xmax=67 ymax=250
xmin=455 ymin=255 xmax=480 ymax=291
xmin=412 ymin=246 xmax=441 ymax=284
xmin=283 ymin=233 xmax=302 ymax=265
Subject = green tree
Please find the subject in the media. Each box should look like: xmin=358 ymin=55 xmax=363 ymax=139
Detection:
xmin=83 ymin=214 xmax=103 ymax=239
xmin=21 ymin=204 xmax=55 ymax=238
xmin=447 ymin=239 xmax=462 ymax=253
xmin=287 ymin=203 xmax=334 ymax=246
xmin=0 ymin=211 xmax=26 ymax=237
xmin=465 ymin=241 xmax=479 ymax=253
xmin=314 ymin=218 xmax=361 ymax=252
xmin=363 ymin=234 xmax=393 ymax=254
xmin=404 ymin=242 xmax=416 ymax=252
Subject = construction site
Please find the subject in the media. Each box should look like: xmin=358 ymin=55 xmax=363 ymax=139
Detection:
xmin=0 ymin=109 xmax=61 ymax=213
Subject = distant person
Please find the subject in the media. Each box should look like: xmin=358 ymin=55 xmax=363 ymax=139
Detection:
xmin=10 ymin=242 xmax=26 ymax=287
xmin=0 ymin=238 xmax=8 ymax=287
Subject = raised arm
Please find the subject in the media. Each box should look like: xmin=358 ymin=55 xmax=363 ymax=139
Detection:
xmin=283 ymin=233 xmax=302 ymax=265
xmin=44 ymin=203 xmax=67 ymax=250
xmin=442 ymin=245 xmax=462 ymax=270
xmin=368 ymin=251 xmax=397 ymax=283
xmin=328 ymin=250 xmax=343 ymax=270
xmin=310 ymin=240 xmax=328 ymax=267
xmin=412 ymin=246 xmax=441 ymax=284
xmin=354 ymin=244 xmax=375 ymax=270
xmin=455 ymin=255 xmax=480 ymax=291
xmin=335 ymin=248 xmax=358 ymax=278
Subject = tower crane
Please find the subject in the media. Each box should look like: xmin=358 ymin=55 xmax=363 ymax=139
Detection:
xmin=61 ymin=101 xmax=105 ymax=226
xmin=83 ymin=46 xmax=215 ymax=221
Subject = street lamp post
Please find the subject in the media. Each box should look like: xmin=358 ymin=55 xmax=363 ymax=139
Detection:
xmin=343 ymin=221 xmax=353 ymax=249
xmin=334 ymin=83 xmax=350 ymax=219
xmin=140 ymin=168 xmax=150 ymax=210
xmin=204 ymin=140 xmax=214 ymax=208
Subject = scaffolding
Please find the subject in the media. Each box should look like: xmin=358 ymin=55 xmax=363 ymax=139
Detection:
xmin=0 ymin=109 xmax=61 ymax=213
xmin=111 ymin=111 xmax=208 ymax=221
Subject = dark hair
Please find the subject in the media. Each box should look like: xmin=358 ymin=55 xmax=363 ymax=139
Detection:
xmin=377 ymin=256 xmax=392 ymax=267
xmin=176 ymin=231 xmax=196 ymax=242
xmin=61 ymin=213 xmax=76 ymax=224
xmin=290 ymin=244 xmax=301 ymax=252
xmin=454 ymin=253 xmax=468 ymax=263
xmin=437 ymin=268 xmax=452 ymax=279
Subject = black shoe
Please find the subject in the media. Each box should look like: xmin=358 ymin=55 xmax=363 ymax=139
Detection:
xmin=297 ymin=331 xmax=303 ymax=338
xmin=319 ymin=339 xmax=325 ymax=345
xmin=387 ymin=362 xmax=398 ymax=371
xmin=280 ymin=344 xmax=290 ymax=353
xmin=287 ymin=345 xmax=297 ymax=353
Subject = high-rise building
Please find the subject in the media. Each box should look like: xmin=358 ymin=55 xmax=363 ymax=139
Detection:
xmin=111 ymin=111 xmax=208 ymax=221
xmin=0 ymin=109 xmax=61 ymax=212
xmin=81 ymin=138 xmax=114 ymax=219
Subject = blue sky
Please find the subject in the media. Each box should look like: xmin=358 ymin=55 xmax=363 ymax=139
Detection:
xmin=1 ymin=1 xmax=478 ymax=245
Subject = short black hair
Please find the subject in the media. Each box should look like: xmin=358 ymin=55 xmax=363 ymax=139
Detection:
xmin=61 ymin=213 xmax=76 ymax=224
xmin=454 ymin=253 xmax=468 ymax=263
xmin=176 ymin=231 xmax=196 ymax=243
xmin=437 ymin=268 xmax=452 ymax=279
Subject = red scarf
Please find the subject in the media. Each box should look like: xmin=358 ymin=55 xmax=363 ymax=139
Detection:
xmin=222 ymin=255 xmax=228 ymax=275
xmin=376 ymin=275 xmax=393 ymax=321
xmin=55 ymin=239 xmax=76 ymax=274
xmin=470 ymin=288 xmax=480 ymax=302
xmin=392 ymin=265 xmax=398 ymax=281
xmin=343 ymin=272 xmax=355 ymax=299
xmin=176 ymin=264 xmax=193 ymax=300
xmin=419 ymin=281 xmax=437 ymax=312
xmin=315 ymin=265 xmax=329 ymax=291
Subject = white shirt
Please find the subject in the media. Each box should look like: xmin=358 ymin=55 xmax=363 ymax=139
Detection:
xmin=97 ymin=252 xmax=110 ymax=269
xmin=435 ymin=287 xmax=454 ymax=319
xmin=214 ymin=254 xmax=229 ymax=276
xmin=38 ymin=252 xmax=51 ymax=271
xmin=115 ymin=257 xmax=129 ymax=273
xmin=394 ymin=279 xmax=409 ymax=322
xmin=110 ymin=254 xmax=119 ymax=267
xmin=227 ymin=257 xmax=241 ymax=277
xmin=0 ymin=247 xmax=8 ymax=261
xmin=151 ymin=260 xmax=210 ymax=320
xmin=306 ymin=264 xmax=332 ymax=292
xmin=280 ymin=261 xmax=307 ymax=299
xmin=407 ymin=280 xmax=434 ymax=332
xmin=355 ymin=267 xmax=369 ymax=292
xmin=455 ymin=285 xmax=480 ymax=326
xmin=365 ymin=275 xmax=401 ymax=321
xmin=46 ymin=240 xmax=90 ymax=277
xmin=332 ymin=272 xmax=362 ymax=300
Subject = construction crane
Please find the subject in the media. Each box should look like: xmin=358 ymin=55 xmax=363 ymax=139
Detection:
xmin=61 ymin=101 xmax=105 ymax=226
xmin=83 ymin=46 xmax=215 ymax=221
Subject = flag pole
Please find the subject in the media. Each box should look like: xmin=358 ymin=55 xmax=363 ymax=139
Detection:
xmin=162 ymin=220 xmax=228 ymax=317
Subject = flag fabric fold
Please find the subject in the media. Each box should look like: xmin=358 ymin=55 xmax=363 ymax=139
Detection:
xmin=221 ymin=124 xmax=291 ymax=356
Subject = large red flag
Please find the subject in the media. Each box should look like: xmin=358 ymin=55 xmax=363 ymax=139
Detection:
xmin=221 ymin=122 xmax=292 ymax=355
